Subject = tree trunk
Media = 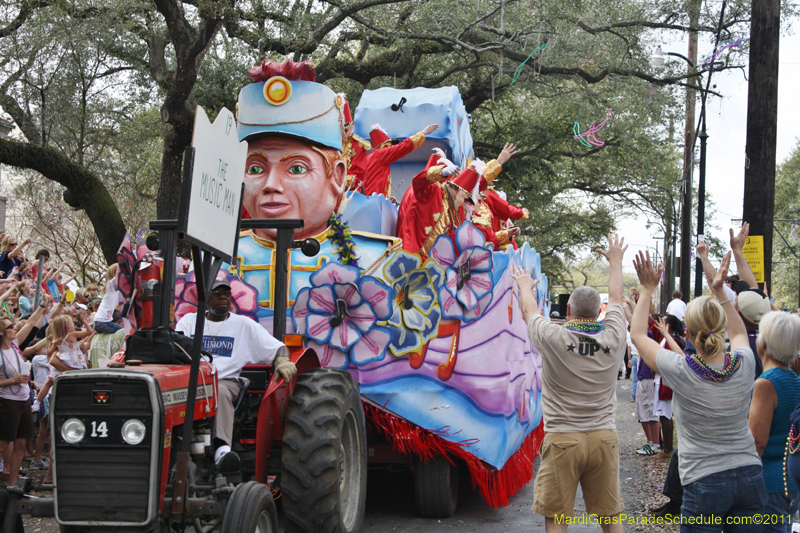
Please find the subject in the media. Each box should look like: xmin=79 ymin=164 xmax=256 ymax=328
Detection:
xmin=157 ymin=120 xmax=193 ymax=219
xmin=742 ymin=0 xmax=780 ymax=289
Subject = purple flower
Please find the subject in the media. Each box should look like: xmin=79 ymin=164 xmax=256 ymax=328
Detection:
xmin=292 ymin=263 xmax=394 ymax=367
xmin=429 ymin=223 xmax=494 ymax=323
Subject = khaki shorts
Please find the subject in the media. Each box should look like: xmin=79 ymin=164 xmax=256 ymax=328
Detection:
xmin=532 ymin=429 xmax=624 ymax=518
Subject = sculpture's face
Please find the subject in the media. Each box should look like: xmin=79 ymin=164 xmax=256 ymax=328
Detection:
xmin=243 ymin=137 xmax=345 ymax=240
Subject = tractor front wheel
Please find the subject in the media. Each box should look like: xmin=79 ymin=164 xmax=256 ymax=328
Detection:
xmin=220 ymin=481 xmax=277 ymax=533
xmin=281 ymin=367 xmax=367 ymax=533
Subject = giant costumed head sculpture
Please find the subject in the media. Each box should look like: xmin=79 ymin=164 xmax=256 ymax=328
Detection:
xmin=237 ymin=58 xmax=346 ymax=240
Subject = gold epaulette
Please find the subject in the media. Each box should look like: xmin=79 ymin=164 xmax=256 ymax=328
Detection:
xmin=410 ymin=132 xmax=425 ymax=150
xmin=482 ymin=159 xmax=502 ymax=185
xmin=426 ymin=164 xmax=446 ymax=183
xmin=352 ymin=134 xmax=372 ymax=151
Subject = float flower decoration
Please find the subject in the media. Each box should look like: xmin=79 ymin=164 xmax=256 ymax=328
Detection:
xmin=292 ymin=263 xmax=394 ymax=367
xmin=428 ymin=222 xmax=494 ymax=323
xmin=381 ymin=251 xmax=444 ymax=357
xmin=174 ymin=271 xmax=260 ymax=324
xmin=115 ymin=232 xmax=152 ymax=300
xmin=115 ymin=232 xmax=158 ymax=329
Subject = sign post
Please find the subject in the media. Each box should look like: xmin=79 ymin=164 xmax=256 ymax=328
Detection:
xmin=742 ymin=235 xmax=765 ymax=284
xmin=172 ymin=106 xmax=246 ymax=522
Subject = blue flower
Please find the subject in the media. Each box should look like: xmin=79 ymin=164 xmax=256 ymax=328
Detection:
xmin=381 ymin=251 xmax=443 ymax=357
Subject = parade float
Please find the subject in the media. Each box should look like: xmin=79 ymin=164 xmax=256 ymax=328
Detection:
xmin=211 ymin=58 xmax=551 ymax=513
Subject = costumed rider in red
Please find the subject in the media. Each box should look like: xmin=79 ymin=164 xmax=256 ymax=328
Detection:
xmin=398 ymin=142 xmax=519 ymax=255
xmin=400 ymin=161 xmax=481 ymax=256
xmin=473 ymin=143 xmax=523 ymax=250
xmin=175 ymin=276 xmax=297 ymax=474
xmin=362 ymin=122 xmax=439 ymax=197
xmin=341 ymin=100 xmax=371 ymax=188
xmin=396 ymin=148 xmax=460 ymax=247
xmin=483 ymin=152 xmax=528 ymax=249
xmin=472 ymin=193 xmax=504 ymax=250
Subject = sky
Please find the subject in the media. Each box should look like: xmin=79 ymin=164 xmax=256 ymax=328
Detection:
xmin=618 ymin=27 xmax=800 ymax=276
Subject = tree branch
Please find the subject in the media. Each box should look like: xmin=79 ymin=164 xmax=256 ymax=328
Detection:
xmin=0 ymin=0 xmax=49 ymax=38
xmin=0 ymin=138 xmax=126 ymax=263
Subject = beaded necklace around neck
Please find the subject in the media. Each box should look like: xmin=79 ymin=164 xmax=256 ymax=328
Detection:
xmin=685 ymin=351 xmax=741 ymax=382
xmin=563 ymin=318 xmax=604 ymax=335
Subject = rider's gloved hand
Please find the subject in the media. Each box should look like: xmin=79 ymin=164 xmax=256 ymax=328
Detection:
xmin=274 ymin=356 xmax=297 ymax=382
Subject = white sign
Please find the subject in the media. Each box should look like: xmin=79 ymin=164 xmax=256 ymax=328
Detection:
xmin=184 ymin=106 xmax=246 ymax=261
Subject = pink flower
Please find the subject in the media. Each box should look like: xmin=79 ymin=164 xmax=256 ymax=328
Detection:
xmin=429 ymin=223 xmax=494 ymax=323
xmin=174 ymin=271 xmax=260 ymax=324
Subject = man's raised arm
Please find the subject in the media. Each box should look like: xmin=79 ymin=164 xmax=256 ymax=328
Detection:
xmin=596 ymin=234 xmax=627 ymax=307
xmin=729 ymin=222 xmax=758 ymax=289
xmin=696 ymin=240 xmax=717 ymax=288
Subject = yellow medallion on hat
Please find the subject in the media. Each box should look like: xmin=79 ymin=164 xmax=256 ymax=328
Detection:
xmin=263 ymin=76 xmax=292 ymax=105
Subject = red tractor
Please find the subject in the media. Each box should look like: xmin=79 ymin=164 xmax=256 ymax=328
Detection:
xmin=1 ymin=218 xmax=369 ymax=533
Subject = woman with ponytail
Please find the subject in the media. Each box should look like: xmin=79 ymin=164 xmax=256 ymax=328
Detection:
xmin=631 ymin=250 xmax=765 ymax=532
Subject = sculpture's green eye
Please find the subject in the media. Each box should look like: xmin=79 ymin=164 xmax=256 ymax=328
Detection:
xmin=289 ymin=165 xmax=307 ymax=175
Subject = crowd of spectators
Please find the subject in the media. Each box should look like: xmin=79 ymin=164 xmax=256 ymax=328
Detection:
xmin=0 ymin=233 xmax=124 ymax=487
xmin=515 ymin=223 xmax=800 ymax=533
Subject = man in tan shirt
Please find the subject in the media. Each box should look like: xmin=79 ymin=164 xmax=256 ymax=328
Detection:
xmin=512 ymin=234 xmax=628 ymax=533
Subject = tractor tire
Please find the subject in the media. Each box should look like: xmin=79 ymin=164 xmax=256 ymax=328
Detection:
xmin=414 ymin=455 xmax=459 ymax=518
xmin=220 ymin=481 xmax=277 ymax=533
xmin=281 ymin=367 xmax=367 ymax=533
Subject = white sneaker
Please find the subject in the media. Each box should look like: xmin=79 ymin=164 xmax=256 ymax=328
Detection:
xmin=636 ymin=443 xmax=656 ymax=456
xmin=214 ymin=445 xmax=231 ymax=465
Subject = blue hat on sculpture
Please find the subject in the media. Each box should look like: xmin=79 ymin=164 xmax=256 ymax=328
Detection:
xmin=236 ymin=57 xmax=344 ymax=151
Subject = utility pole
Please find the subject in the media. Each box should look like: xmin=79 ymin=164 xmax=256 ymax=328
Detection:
xmin=679 ymin=0 xmax=700 ymax=303
xmin=742 ymin=0 xmax=780 ymax=289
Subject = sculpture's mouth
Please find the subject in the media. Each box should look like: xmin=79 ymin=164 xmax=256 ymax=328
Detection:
xmin=259 ymin=201 xmax=291 ymax=215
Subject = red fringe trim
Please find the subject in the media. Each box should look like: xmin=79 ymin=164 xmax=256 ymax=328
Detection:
xmin=363 ymin=401 xmax=545 ymax=509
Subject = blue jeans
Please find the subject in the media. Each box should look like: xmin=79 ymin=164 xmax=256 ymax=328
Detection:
xmin=761 ymin=492 xmax=799 ymax=533
xmin=94 ymin=321 xmax=122 ymax=334
xmin=631 ymin=355 xmax=639 ymax=399
xmin=680 ymin=464 xmax=768 ymax=532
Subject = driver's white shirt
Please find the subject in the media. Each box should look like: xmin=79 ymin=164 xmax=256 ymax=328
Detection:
xmin=175 ymin=312 xmax=284 ymax=380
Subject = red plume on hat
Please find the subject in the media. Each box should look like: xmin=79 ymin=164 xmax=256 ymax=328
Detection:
xmin=248 ymin=57 xmax=316 ymax=82
xmin=369 ymin=124 xmax=391 ymax=147
xmin=343 ymin=100 xmax=353 ymax=123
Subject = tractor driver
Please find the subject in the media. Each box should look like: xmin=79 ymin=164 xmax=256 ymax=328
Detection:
xmin=176 ymin=275 xmax=297 ymax=472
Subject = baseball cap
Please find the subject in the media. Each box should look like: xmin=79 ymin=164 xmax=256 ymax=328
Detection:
xmin=737 ymin=288 xmax=771 ymax=325
xmin=210 ymin=277 xmax=231 ymax=291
